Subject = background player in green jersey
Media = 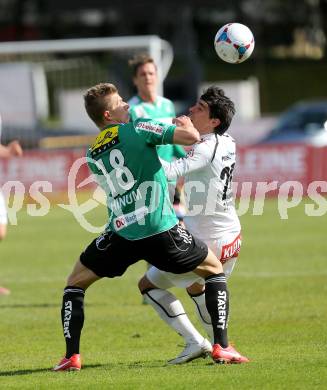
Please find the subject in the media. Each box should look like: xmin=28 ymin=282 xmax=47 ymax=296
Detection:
xmin=53 ymin=83 xmax=247 ymax=371
xmin=128 ymin=54 xmax=185 ymax=206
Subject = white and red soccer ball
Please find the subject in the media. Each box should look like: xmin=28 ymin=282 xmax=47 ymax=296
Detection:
xmin=214 ymin=23 xmax=255 ymax=64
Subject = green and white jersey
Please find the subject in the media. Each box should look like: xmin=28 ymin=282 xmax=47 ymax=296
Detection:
xmin=86 ymin=118 xmax=178 ymax=240
xmin=128 ymin=95 xmax=186 ymax=177
xmin=128 ymin=95 xmax=175 ymax=123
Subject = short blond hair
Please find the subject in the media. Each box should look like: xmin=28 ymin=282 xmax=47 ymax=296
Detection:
xmin=84 ymin=83 xmax=118 ymax=126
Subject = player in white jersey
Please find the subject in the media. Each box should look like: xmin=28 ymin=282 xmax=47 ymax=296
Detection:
xmin=0 ymin=115 xmax=23 ymax=295
xmin=155 ymin=128 xmax=241 ymax=283
xmin=138 ymin=86 xmax=247 ymax=364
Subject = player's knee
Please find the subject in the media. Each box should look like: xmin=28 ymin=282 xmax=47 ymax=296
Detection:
xmin=187 ymin=282 xmax=205 ymax=296
xmin=193 ymin=252 xmax=223 ymax=278
xmin=138 ymin=275 xmax=156 ymax=293
xmin=66 ymin=272 xmax=80 ymax=287
xmin=138 ymin=275 xmax=148 ymax=293
xmin=66 ymin=260 xmax=99 ymax=290
xmin=204 ymin=249 xmax=223 ymax=273
xmin=195 ymin=266 xmax=220 ymax=279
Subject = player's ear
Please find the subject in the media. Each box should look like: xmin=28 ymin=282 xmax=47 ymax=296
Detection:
xmin=103 ymin=110 xmax=111 ymax=121
xmin=211 ymin=118 xmax=220 ymax=128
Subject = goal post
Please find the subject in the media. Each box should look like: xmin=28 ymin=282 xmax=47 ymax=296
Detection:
xmin=0 ymin=35 xmax=173 ymax=95
xmin=0 ymin=35 xmax=174 ymax=146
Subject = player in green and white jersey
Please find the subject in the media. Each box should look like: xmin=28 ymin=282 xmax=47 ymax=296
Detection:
xmin=128 ymin=54 xmax=175 ymax=123
xmin=53 ymin=83 xmax=243 ymax=371
xmin=86 ymin=116 xmax=178 ymax=240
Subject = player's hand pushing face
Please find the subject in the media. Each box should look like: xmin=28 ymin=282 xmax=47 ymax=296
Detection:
xmin=173 ymin=115 xmax=193 ymax=127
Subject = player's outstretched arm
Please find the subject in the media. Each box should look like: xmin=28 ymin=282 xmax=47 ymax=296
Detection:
xmin=172 ymin=116 xmax=200 ymax=146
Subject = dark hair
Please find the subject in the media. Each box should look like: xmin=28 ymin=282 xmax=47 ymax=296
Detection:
xmin=84 ymin=83 xmax=118 ymax=126
xmin=128 ymin=54 xmax=157 ymax=77
xmin=200 ymin=86 xmax=235 ymax=135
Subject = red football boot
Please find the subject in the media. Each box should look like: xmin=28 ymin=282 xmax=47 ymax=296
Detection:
xmin=53 ymin=354 xmax=81 ymax=371
xmin=212 ymin=344 xmax=249 ymax=364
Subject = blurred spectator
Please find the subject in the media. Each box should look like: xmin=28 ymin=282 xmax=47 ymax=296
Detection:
xmin=0 ymin=115 xmax=23 ymax=295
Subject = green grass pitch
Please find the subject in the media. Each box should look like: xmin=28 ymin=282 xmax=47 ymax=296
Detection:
xmin=0 ymin=195 xmax=326 ymax=389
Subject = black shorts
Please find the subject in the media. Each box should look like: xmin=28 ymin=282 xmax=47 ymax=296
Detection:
xmin=80 ymin=224 xmax=208 ymax=278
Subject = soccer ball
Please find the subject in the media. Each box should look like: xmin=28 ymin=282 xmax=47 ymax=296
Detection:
xmin=214 ymin=23 xmax=255 ymax=64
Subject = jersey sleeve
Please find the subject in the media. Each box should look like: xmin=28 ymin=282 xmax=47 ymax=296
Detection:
xmin=168 ymin=99 xmax=176 ymax=117
xmin=86 ymin=148 xmax=99 ymax=175
xmin=133 ymin=118 xmax=176 ymax=146
xmin=128 ymin=96 xmax=142 ymax=122
xmin=129 ymin=106 xmax=138 ymax=122
xmin=173 ymin=145 xmax=186 ymax=158
xmin=156 ymin=144 xmax=186 ymax=162
xmin=160 ymin=141 xmax=213 ymax=180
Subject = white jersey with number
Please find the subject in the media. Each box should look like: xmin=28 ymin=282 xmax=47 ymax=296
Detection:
xmin=161 ymin=132 xmax=240 ymax=240
xmin=146 ymin=132 xmax=242 ymax=289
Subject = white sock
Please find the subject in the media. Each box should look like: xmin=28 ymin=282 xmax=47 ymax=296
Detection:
xmin=189 ymin=292 xmax=214 ymax=343
xmin=143 ymin=288 xmax=204 ymax=345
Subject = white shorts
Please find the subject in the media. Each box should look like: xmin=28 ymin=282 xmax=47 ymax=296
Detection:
xmin=0 ymin=191 xmax=8 ymax=225
xmin=146 ymin=230 xmax=241 ymax=289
